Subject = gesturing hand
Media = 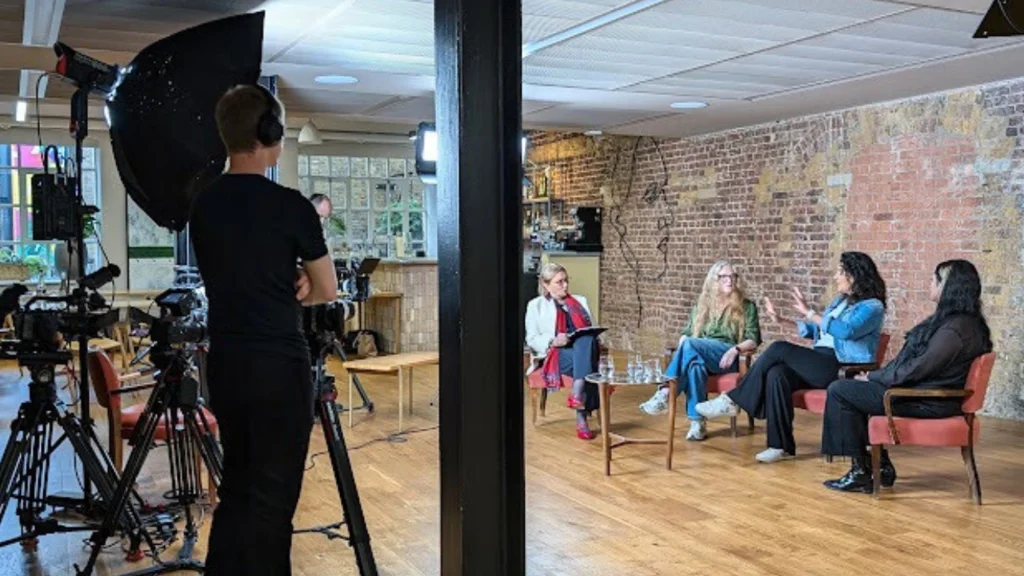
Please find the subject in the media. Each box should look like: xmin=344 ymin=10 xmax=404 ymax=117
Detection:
xmin=719 ymin=347 xmax=739 ymax=370
xmin=295 ymin=268 xmax=312 ymax=301
xmin=763 ymin=297 xmax=779 ymax=323
xmin=551 ymin=333 xmax=570 ymax=348
xmin=791 ymin=287 xmax=811 ymax=317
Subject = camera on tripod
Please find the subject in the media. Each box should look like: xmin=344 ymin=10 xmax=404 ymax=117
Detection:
xmin=149 ymin=288 xmax=207 ymax=347
xmin=0 ymin=281 xmax=119 ymax=371
xmin=336 ymin=257 xmax=380 ymax=303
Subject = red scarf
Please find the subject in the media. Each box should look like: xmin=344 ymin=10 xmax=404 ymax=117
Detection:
xmin=540 ymin=294 xmax=591 ymax=388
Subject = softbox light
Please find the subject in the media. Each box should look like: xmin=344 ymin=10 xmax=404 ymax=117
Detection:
xmin=107 ymin=12 xmax=265 ymax=231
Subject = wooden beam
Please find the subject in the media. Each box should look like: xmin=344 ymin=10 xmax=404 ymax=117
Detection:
xmin=19 ymin=0 xmax=66 ymax=98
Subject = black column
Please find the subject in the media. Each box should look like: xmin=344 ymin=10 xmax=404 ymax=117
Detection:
xmin=434 ymin=0 xmax=524 ymax=575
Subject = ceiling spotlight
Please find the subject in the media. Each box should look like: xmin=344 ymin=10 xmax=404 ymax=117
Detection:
xmin=670 ymin=101 xmax=708 ymax=110
xmin=314 ymin=75 xmax=359 ymax=85
xmin=584 ymin=129 xmax=602 ymax=136
xmin=15 ymin=100 xmax=27 ymax=123
xmin=298 ymin=120 xmax=323 ymax=145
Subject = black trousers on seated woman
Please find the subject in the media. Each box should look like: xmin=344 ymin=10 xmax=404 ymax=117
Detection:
xmin=557 ymin=333 xmax=600 ymax=413
xmin=821 ymin=379 xmax=963 ymax=457
xmin=729 ymin=341 xmax=840 ymax=455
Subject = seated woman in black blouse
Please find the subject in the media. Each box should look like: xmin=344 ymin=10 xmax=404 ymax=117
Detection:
xmin=820 ymin=259 xmax=992 ymax=493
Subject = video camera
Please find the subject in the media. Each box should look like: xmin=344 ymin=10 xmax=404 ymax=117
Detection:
xmin=0 ymin=276 xmax=120 ymax=371
xmin=336 ymin=257 xmax=380 ymax=303
xmin=149 ymin=288 xmax=206 ymax=346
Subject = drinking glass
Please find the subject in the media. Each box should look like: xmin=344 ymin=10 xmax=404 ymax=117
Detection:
xmin=652 ymin=358 xmax=663 ymax=381
xmin=626 ymin=359 xmax=636 ymax=383
xmin=598 ymin=355 xmax=610 ymax=381
xmin=607 ymin=356 xmax=616 ymax=381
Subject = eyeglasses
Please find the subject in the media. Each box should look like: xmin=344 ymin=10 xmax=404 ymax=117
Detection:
xmin=718 ymin=274 xmax=737 ymax=281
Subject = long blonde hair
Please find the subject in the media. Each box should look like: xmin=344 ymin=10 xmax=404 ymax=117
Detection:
xmin=538 ymin=263 xmax=567 ymax=297
xmin=690 ymin=260 xmax=746 ymax=341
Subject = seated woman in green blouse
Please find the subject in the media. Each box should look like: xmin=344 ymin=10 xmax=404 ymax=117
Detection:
xmin=639 ymin=260 xmax=761 ymax=441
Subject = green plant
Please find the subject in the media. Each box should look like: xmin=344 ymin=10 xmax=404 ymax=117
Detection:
xmin=82 ymin=213 xmax=99 ymax=239
xmin=22 ymin=255 xmax=47 ymax=279
xmin=326 ymin=215 xmax=346 ymax=237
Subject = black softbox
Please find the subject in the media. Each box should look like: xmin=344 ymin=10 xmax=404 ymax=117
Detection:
xmin=107 ymin=11 xmax=265 ymax=231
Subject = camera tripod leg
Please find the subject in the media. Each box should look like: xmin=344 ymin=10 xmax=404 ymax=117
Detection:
xmin=332 ymin=343 xmax=374 ymax=415
xmin=76 ymin=396 xmax=171 ymax=576
xmin=316 ymin=395 xmax=378 ymax=576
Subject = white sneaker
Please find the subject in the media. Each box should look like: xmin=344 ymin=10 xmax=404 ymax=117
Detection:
xmin=695 ymin=394 xmax=737 ymax=419
xmin=639 ymin=387 xmax=670 ymax=415
xmin=686 ymin=419 xmax=706 ymax=441
xmin=755 ymin=448 xmax=792 ymax=463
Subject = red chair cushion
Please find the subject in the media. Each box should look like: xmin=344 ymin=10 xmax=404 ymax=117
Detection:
xmin=793 ymin=389 xmax=827 ymax=414
xmin=868 ymin=415 xmax=980 ymax=447
xmin=121 ymin=406 xmax=218 ymax=441
xmin=707 ymin=373 xmax=739 ymax=394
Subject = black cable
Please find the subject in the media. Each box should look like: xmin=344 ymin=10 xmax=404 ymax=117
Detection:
xmin=35 ymin=73 xmax=48 ymax=149
xmin=304 ymin=424 xmax=439 ymax=471
xmin=996 ymin=0 xmax=1024 ymax=35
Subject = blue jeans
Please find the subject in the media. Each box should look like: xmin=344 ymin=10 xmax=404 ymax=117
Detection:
xmin=665 ymin=338 xmax=736 ymax=419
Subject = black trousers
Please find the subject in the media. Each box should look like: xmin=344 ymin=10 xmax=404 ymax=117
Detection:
xmin=821 ymin=379 xmax=963 ymax=458
xmin=205 ymin=346 xmax=313 ymax=576
xmin=728 ymin=341 xmax=839 ymax=455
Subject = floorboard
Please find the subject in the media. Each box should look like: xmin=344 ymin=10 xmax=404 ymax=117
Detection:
xmin=1 ymin=357 xmax=1022 ymax=575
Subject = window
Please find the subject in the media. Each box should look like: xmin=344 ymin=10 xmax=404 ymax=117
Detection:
xmin=0 ymin=144 xmax=102 ymax=282
xmin=298 ymin=154 xmax=426 ymax=258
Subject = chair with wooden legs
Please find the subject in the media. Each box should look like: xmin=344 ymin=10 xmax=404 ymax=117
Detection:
xmin=867 ymin=351 xmax=996 ymax=504
xmin=87 ymin=349 xmax=220 ymax=504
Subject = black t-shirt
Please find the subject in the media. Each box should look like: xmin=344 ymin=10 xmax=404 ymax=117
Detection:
xmin=189 ymin=174 xmax=327 ymax=360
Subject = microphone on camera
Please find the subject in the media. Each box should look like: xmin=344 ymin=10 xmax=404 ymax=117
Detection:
xmin=79 ymin=264 xmax=121 ymax=291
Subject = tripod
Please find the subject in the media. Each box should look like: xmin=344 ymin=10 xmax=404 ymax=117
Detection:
xmin=76 ymin=343 xmax=223 ymax=576
xmin=0 ymin=356 xmax=142 ymax=549
xmin=293 ymin=334 xmax=377 ymax=576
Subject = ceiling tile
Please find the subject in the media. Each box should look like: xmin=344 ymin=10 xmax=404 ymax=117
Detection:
xmin=524 ymin=105 xmax=670 ymax=128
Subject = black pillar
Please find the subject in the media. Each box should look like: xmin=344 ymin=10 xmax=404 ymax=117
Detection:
xmin=434 ymin=0 xmax=524 ymax=574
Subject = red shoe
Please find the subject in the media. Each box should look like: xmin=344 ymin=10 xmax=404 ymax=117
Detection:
xmin=577 ymin=425 xmax=596 ymax=440
xmin=567 ymin=395 xmax=584 ymax=409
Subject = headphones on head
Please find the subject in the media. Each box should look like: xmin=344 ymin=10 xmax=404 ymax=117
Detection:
xmin=254 ymin=84 xmax=284 ymax=147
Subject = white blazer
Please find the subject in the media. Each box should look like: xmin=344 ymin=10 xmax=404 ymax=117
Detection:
xmin=524 ymin=294 xmax=592 ymax=366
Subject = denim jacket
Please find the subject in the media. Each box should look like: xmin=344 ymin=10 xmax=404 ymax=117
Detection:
xmin=797 ymin=295 xmax=885 ymax=364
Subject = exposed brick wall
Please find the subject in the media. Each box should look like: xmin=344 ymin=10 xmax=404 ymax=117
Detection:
xmin=527 ymin=79 xmax=1024 ymax=420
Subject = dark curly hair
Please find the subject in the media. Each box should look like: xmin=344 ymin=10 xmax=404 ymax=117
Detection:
xmin=840 ymin=251 xmax=887 ymax=309
xmin=906 ymin=260 xmax=992 ymax=355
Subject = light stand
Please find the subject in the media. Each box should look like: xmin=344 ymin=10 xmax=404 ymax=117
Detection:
xmin=69 ymin=85 xmax=97 ymax=510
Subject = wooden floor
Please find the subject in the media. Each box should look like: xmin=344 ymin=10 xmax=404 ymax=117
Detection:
xmin=2 ymin=356 xmax=1024 ymax=575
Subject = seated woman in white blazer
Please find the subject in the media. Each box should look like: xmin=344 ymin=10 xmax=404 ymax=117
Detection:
xmin=525 ymin=263 xmax=601 ymax=440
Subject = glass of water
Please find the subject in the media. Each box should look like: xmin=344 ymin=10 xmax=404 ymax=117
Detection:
xmin=626 ymin=359 xmax=636 ymax=383
xmin=598 ymin=355 xmax=610 ymax=381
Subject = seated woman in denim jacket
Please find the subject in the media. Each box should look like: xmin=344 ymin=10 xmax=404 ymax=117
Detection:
xmin=696 ymin=252 xmax=887 ymax=463
xmin=821 ymin=259 xmax=992 ymax=493
xmin=638 ymin=260 xmax=761 ymax=442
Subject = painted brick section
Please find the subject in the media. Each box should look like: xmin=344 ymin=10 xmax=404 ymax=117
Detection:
xmin=527 ymin=79 xmax=1024 ymax=420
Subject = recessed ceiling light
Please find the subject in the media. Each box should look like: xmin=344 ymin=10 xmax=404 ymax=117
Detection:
xmin=584 ymin=130 xmax=602 ymax=136
xmin=314 ymin=75 xmax=359 ymax=85
xmin=670 ymin=101 xmax=708 ymax=110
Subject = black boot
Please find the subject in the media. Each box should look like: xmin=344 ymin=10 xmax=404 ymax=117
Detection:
xmin=880 ymin=449 xmax=897 ymax=488
xmin=823 ymin=457 xmax=873 ymax=493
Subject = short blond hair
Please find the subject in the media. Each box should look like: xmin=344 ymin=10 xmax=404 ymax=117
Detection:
xmin=538 ymin=263 xmax=567 ymax=296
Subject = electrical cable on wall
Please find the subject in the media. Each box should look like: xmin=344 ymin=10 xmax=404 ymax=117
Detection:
xmin=641 ymin=138 xmax=674 ymax=281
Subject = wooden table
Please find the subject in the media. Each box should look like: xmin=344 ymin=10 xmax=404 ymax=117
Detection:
xmin=586 ymin=372 xmax=677 ymax=476
xmin=342 ymin=351 xmax=439 ymax=432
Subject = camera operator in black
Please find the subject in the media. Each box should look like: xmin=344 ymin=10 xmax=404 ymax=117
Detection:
xmin=189 ymin=84 xmax=337 ymax=576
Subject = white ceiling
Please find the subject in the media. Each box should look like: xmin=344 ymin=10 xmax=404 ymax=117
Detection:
xmin=0 ymin=0 xmax=1022 ymax=137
